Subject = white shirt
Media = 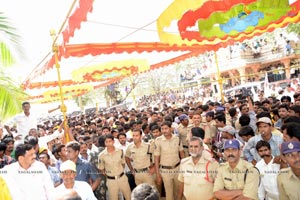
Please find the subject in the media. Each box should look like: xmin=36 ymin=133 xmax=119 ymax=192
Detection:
xmin=114 ymin=138 xmax=120 ymax=147
xmin=91 ymin=144 xmax=98 ymax=152
xmin=55 ymin=180 xmax=97 ymax=200
xmin=39 ymin=129 xmax=64 ymax=148
xmin=5 ymin=112 xmax=37 ymax=138
xmin=1 ymin=160 xmax=54 ymax=200
xmin=125 ymin=130 xmax=133 ymax=141
xmin=256 ymin=157 xmax=280 ymax=200
xmin=116 ymin=142 xmax=130 ymax=151
xmin=116 ymin=142 xmax=131 ymax=172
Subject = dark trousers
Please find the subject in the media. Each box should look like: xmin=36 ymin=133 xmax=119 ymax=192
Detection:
xmin=126 ymin=172 xmax=136 ymax=191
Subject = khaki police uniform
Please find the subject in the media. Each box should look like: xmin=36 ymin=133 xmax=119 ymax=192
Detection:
xmin=188 ymin=122 xmax=215 ymax=142
xmin=178 ymin=156 xmax=219 ymax=200
xmin=149 ymin=139 xmax=162 ymax=194
xmin=200 ymin=122 xmax=213 ymax=140
xmin=98 ymin=148 xmax=131 ymax=200
xmin=178 ymin=124 xmax=192 ymax=157
xmin=181 ymin=122 xmax=214 ymax=160
xmin=125 ymin=142 xmax=155 ymax=186
xmin=277 ymin=167 xmax=300 ymax=200
xmin=213 ymin=159 xmax=259 ymax=200
xmin=208 ymin=120 xmax=217 ymax=139
xmin=154 ymin=134 xmax=183 ymax=200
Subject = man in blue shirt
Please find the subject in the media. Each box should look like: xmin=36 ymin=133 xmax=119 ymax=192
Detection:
xmin=55 ymin=160 xmax=97 ymax=200
xmin=243 ymin=117 xmax=283 ymax=165
xmin=66 ymin=141 xmax=100 ymax=192
xmin=39 ymin=152 xmax=61 ymax=187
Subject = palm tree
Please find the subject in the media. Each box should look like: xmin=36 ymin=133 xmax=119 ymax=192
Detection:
xmin=0 ymin=12 xmax=26 ymax=120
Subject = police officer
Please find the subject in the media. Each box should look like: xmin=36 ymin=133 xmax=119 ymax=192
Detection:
xmin=149 ymin=125 xmax=163 ymax=194
xmin=125 ymin=129 xmax=155 ymax=186
xmin=277 ymin=141 xmax=300 ymax=200
xmin=213 ymin=139 xmax=259 ymax=200
xmin=178 ymin=114 xmax=192 ymax=157
xmin=155 ymin=121 xmax=184 ymax=200
xmin=178 ymin=136 xmax=219 ymax=200
xmin=98 ymin=134 xmax=131 ymax=200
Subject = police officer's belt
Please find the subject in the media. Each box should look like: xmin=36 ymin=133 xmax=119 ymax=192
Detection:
xmin=106 ymin=172 xmax=124 ymax=180
xmin=134 ymin=167 xmax=149 ymax=173
xmin=183 ymin=145 xmax=188 ymax=149
xmin=160 ymin=162 xmax=180 ymax=169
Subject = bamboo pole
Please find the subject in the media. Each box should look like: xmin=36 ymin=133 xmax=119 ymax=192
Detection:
xmin=50 ymin=30 xmax=69 ymax=143
xmin=214 ymin=51 xmax=224 ymax=103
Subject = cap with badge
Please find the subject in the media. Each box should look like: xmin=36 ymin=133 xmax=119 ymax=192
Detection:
xmin=60 ymin=160 xmax=77 ymax=172
xmin=216 ymin=106 xmax=225 ymax=111
xmin=178 ymin=114 xmax=189 ymax=121
xmin=205 ymin=111 xmax=215 ymax=117
xmin=281 ymin=141 xmax=300 ymax=154
xmin=224 ymin=139 xmax=240 ymax=149
xmin=219 ymin=125 xmax=236 ymax=135
xmin=256 ymin=117 xmax=272 ymax=126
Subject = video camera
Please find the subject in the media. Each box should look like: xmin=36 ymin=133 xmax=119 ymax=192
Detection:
xmin=212 ymin=141 xmax=225 ymax=162
xmin=234 ymin=87 xmax=252 ymax=100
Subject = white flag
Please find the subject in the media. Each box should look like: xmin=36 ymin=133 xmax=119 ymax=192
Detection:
xmin=264 ymin=72 xmax=270 ymax=97
xmin=251 ymin=86 xmax=258 ymax=101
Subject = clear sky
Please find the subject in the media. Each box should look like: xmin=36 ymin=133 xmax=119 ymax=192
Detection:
xmin=1 ymin=0 xmax=175 ymax=83
xmin=1 ymin=0 xmax=72 ymax=81
xmin=1 ymin=0 xmax=82 ymax=116
xmin=1 ymin=0 xmax=176 ymax=116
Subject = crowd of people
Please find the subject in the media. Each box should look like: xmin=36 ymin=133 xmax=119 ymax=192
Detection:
xmin=1 ymin=77 xmax=300 ymax=200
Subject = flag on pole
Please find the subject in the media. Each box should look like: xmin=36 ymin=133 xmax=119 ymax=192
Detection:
xmin=264 ymin=72 xmax=270 ymax=97
xmin=251 ymin=86 xmax=258 ymax=101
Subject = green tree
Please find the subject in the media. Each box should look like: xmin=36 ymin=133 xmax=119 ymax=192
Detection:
xmin=287 ymin=23 xmax=300 ymax=36
xmin=0 ymin=12 xmax=26 ymax=120
xmin=74 ymin=95 xmax=92 ymax=112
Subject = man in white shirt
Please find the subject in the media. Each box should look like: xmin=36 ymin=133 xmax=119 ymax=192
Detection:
xmin=116 ymin=132 xmax=136 ymax=191
xmin=255 ymin=140 xmax=280 ymax=200
xmin=1 ymin=143 xmax=54 ymax=200
xmin=28 ymin=126 xmax=64 ymax=150
xmin=4 ymin=102 xmax=37 ymax=142
xmin=55 ymin=160 xmax=97 ymax=200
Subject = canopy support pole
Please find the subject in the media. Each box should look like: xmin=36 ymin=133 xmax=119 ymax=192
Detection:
xmin=214 ymin=52 xmax=224 ymax=103
xmin=50 ymin=30 xmax=69 ymax=143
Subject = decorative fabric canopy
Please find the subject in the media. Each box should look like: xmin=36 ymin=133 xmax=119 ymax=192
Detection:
xmin=71 ymin=59 xmax=150 ymax=82
xmin=22 ymin=0 xmax=300 ymax=103
xmin=27 ymin=77 xmax=123 ymax=102
xmin=22 ymin=42 xmax=204 ymax=89
xmin=158 ymin=0 xmax=300 ymax=47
